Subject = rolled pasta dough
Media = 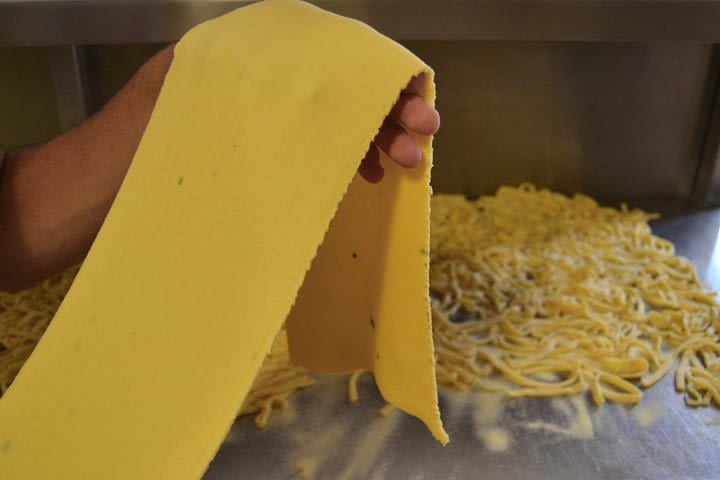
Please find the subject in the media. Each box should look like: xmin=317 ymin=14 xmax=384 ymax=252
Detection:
xmin=0 ymin=1 xmax=447 ymax=479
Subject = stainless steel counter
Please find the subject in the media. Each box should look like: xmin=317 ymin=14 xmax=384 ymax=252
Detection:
xmin=5 ymin=0 xmax=720 ymax=46
xmin=204 ymin=199 xmax=720 ymax=480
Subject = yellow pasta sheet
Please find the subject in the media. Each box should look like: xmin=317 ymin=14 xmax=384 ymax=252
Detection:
xmin=0 ymin=0 xmax=446 ymax=478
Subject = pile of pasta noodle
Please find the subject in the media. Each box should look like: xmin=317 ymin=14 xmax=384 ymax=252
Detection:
xmin=431 ymin=184 xmax=720 ymax=407
xmin=0 ymin=266 xmax=79 ymax=393
xmin=1 ymin=184 xmax=718 ymax=427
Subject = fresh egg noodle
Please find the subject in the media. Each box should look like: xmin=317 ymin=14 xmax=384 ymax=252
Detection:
xmin=430 ymin=184 xmax=720 ymax=407
xmin=0 ymin=266 xmax=79 ymax=393
xmin=2 ymin=183 xmax=718 ymax=427
xmin=0 ymin=4 xmax=447 ymax=476
xmin=240 ymin=330 xmax=316 ymax=428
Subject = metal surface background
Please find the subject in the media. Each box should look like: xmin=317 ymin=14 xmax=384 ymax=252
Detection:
xmin=7 ymin=0 xmax=720 ymax=46
xmin=412 ymin=41 xmax=715 ymax=200
xmin=46 ymin=46 xmax=89 ymax=131
xmin=204 ymin=200 xmax=720 ymax=480
xmin=22 ymin=41 xmax=716 ymax=201
xmin=3 ymin=2 xmax=720 ymax=202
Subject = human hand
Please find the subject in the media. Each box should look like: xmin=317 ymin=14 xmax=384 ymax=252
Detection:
xmin=358 ymin=73 xmax=440 ymax=183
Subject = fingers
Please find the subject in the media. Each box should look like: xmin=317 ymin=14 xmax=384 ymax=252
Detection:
xmin=358 ymin=115 xmax=424 ymax=183
xmin=359 ymin=72 xmax=440 ymax=183
xmin=389 ymin=94 xmax=440 ymax=136
xmin=373 ymin=119 xmax=422 ymax=169
xmin=358 ymin=144 xmax=384 ymax=183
